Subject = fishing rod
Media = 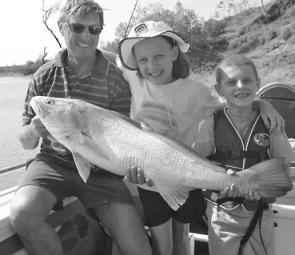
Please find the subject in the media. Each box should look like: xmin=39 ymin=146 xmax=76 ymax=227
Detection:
xmin=124 ymin=0 xmax=139 ymax=38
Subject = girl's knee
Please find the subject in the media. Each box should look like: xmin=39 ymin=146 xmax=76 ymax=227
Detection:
xmin=173 ymin=232 xmax=189 ymax=243
xmin=154 ymin=243 xmax=173 ymax=255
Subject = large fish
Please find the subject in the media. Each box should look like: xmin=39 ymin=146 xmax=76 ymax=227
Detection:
xmin=30 ymin=96 xmax=293 ymax=210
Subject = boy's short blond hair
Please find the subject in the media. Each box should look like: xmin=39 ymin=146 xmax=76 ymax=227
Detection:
xmin=215 ymin=54 xmax=259 ymax=85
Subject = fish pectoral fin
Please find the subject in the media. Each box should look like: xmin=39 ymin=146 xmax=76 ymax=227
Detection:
xmin=75 ymin=133 xmax=110 ymax=161
xmin=74 ymin=132 xmax=91 ymax=145
xmin=157 ymin=185 xmax=190 ymax=211
xmin=72 ymin=153 xmax=92 ymax=182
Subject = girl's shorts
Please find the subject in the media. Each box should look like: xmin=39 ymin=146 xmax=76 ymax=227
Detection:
xmin=137 ymin=187 xmax=205 ymax=227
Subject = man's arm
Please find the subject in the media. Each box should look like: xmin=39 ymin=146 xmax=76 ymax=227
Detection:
xmin=19 ymin=72 xmax=50 ymax=150
xmin=19 ymin=123 xmax=40 ymax=150
xmin=19 ymin=117 xmax=50 ymax=150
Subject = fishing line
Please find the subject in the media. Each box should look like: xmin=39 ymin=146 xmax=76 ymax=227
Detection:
xmin=124 ymin=0 xmax=139 ymax=38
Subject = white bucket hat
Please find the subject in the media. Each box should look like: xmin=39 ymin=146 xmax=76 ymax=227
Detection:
xmin=119 ymin=20 xmax=190 ymax=70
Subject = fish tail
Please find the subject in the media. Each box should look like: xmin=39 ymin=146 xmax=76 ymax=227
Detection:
xmin=239 ymin=158 xmax=293 ymax=198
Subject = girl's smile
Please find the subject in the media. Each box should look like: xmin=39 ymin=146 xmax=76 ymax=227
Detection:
xmin=133 ymin=37 xmax=178 ymax=85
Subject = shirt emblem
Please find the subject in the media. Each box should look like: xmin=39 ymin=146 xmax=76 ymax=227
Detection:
xmin=253 ymin=133 xmax=270 ymax=147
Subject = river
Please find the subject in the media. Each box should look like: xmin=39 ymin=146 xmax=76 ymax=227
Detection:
xmin=0 ymin=76 xmax=37 ymax=190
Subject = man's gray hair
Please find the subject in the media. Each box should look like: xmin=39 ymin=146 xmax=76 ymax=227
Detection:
xmin=58 ymin=0 xmax=104 ymax=30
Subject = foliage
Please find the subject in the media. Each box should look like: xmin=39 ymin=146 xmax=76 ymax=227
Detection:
xmin=0 ymin=56 xmax=46 ymax=76
xmin=215 ymin=0 xmax=254 ymax=17
xmin=204 ymin=18 xmax=227 ymax=37
xmin=103 ymin=39 xmax=121 ymax=54
xmin=102 ymin=2 xmax=228 ymax=71
xmin=281 ymin=26 xmax=292 ymax=40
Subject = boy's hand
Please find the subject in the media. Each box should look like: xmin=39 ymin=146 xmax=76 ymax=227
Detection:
xmin=243 ymin=190 xmax=261 ymax=200
xmin=220 ymin=184 xmax=240 ymax=198
xmin=222 ymin=169 xmax=261 ymax=200
xmin=125 ymin=166 xmax=154 ymax=187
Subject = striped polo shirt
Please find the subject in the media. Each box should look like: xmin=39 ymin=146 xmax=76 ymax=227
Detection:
xmin=22 ymin=49 xmax=131 ymax=162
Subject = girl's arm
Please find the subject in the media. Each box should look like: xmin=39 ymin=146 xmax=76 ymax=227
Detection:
xmin=125 ymin=167 xmax=154 ymax=187
xmin=271 ymin=132 xmax=295 ymax=163
xmin=254 ymin=99 xmax=285 ymax=134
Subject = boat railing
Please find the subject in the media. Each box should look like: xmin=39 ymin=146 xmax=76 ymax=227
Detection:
xmin=0 ymin=163 xmax=26 ymax=175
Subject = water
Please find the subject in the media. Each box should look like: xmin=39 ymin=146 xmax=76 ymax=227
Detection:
xmin=0 ymin=76 xmax=37 ymax=189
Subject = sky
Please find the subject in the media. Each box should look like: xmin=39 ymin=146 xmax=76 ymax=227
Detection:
xmin=0 ymin=0 xmax=226 ymax=66
xmin=0 ymin=0 xmax=261 ymax=66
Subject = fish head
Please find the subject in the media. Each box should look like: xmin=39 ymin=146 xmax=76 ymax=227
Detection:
xmin=30 ymin=96 xmax=88 ymax=139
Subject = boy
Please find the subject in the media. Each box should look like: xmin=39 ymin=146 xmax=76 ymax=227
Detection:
xmin=193 ymin=54 xmax=295 ymax=255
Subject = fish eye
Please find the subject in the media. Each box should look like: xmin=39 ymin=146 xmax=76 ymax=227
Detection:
xmin=46 ymin=99 xmax=55 ymax=105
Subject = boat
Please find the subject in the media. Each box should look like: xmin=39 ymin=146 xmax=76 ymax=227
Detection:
xmin=0 ymin=81 xmax=294 ymax=255
xmin=256 ymin=82 xmax=295 ymax=255
xmin=0 ymin=166 xmax=209 ymax=255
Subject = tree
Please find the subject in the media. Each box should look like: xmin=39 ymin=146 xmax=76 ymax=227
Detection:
xmin=260 ymin=0 xmax=268 ymax=15
xmin=102 ymin=1 xmax=228 ymax=71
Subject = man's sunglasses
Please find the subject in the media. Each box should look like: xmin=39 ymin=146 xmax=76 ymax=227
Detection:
xmin=67 ymin=23 xmax=102 ymax=35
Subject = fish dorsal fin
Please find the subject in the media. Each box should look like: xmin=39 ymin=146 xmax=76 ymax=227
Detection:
xmin=72 ymin=152 xmax=92 ymax=182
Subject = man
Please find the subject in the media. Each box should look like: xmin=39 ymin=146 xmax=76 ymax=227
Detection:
xmin=9 ymin=1 xmax=152 ymax=255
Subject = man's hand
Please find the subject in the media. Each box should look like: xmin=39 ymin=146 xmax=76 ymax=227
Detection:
xmin=31 ymin=117 xmax=50 ymax=138
xmin=19 ymin=117 xmax=48 ymax=150
xmin=125 ymin=166 xmax=154 ymax=187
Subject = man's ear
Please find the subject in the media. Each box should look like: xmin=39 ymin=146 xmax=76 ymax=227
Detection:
xmin=58 ymin=22 xmax=66 ymax=36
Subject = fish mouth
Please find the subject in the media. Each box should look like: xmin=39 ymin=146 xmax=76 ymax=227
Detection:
xmin=30 ymin=97 xmax=49 ymax=118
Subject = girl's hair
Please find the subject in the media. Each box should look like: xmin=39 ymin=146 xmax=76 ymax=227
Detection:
xmin=58 ymin=0 xmax=104 ymax=31
xmin=215 ymin=54 xmax=259 ymax=84
xmin=135 ymin=35 xmax=191 ymax=79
